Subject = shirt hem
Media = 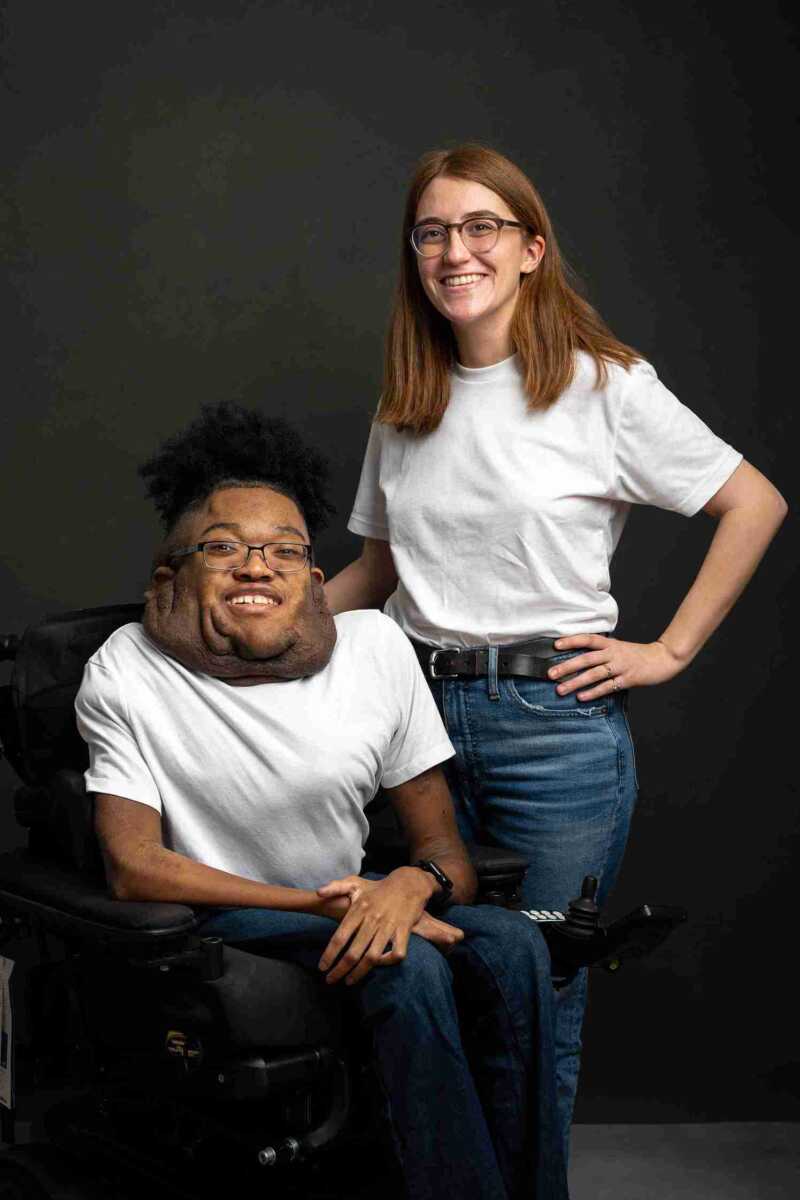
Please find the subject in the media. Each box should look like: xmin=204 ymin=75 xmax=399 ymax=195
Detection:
xmin=84 ymin=776 xmax=162 ymax=812
xmin=679 ymin=448 xmax=743 ymax=516
xmin=348 ymin=512 xmax=390 ymax=540
xmin=380 ymin=739 xmax=455 ymax=790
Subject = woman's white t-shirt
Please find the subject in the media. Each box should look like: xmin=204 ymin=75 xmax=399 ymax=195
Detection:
xmin=348 ymin=353 xmax=742 ymax=648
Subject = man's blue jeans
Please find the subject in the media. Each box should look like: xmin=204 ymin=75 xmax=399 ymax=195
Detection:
xmin=428 ymin=655 xmax=638 ymax=1151
xmin=197 ymin=903 xmax=569 ymax=1200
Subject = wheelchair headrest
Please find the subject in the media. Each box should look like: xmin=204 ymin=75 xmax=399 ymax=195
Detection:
xmin=5 ymin=603 xmax=143 ymax=785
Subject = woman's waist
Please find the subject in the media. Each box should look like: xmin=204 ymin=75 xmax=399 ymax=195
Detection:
xmin=408 ymin=634 xmax=593 ymax=682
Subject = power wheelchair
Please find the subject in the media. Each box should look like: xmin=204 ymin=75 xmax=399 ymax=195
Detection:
xmin=0 ymin=604 xmax=686 ymax=1199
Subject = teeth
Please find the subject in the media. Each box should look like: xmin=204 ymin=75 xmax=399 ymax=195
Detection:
xmin=442 ymin=274 xmax=483 ymax=286
xmin=228 ymin=595 xmax=277 ymax=606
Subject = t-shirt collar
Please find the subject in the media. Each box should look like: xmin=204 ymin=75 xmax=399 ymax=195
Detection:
xmin=453 ymin=353 xmax=521 ymax=385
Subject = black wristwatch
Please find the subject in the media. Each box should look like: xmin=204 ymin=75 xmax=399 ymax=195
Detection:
xmin=414 ymin=859 xmax=454 ymax=912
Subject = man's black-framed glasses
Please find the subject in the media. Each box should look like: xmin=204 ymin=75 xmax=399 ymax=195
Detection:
xmin=410 ymin=216 xmax=527 ymax=258
xmin=171 ymin=540 xmax=313 ymax=573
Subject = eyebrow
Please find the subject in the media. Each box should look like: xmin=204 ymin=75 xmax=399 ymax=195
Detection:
xmin=413 ymin=209 xmax=505 ymax=225
xmin=198 ymin=522 xmax=308 ymax=540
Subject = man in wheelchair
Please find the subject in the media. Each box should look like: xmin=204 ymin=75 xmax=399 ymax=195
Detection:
xmin=70 ymin=403 xmax=568 ymax=1200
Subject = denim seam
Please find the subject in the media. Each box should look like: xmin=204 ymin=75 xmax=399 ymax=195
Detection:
xmin=367 ymin=1027 xmax=407 ymax=1174
xmin=460 ymin=682 xmax=486 ymax=823
xmin=595 ymin=704 xmax=628 ymax=900
xmin=620 ymin=696 xmax=640 ymax=791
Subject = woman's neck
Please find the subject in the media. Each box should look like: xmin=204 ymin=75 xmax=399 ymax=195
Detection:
xmin=453 ymin=319 xmax=515 ymax=369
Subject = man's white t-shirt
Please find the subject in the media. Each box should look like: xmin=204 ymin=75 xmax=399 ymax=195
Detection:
xmin=348 ymin=353 xmax=742 ymax=648
xmin=75 ymin=611 xmax=454 ymax=889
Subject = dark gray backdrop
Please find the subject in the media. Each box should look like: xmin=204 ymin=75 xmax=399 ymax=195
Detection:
xmin=1 ymin=0 xmax=797 ymax=1122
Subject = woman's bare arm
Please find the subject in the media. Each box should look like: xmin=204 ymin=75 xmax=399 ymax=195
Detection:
xmin=324 ymin=537 xmax=398 ymax=614
xmin=550 ymin=460 xmax=787 ymax=698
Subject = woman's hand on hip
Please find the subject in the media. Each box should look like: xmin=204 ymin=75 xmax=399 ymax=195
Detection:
xmin=547 ymin=634 xmax=685 ymax=700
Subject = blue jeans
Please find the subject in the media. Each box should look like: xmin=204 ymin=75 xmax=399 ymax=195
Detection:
xmin=197 ymin=903 xmax=569 ymax=1200
xmin=428 ymin=654 xmax=638 ymax=1151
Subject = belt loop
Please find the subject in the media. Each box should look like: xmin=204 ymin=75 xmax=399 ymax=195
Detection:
xmin=487 ymin=646 xmax=500 ymax=701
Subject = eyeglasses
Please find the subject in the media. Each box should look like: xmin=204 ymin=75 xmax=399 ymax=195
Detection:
xmin=410 ymin=216 xmax=527 ymax=258
xmin=171 ymin=540 xmax=313 ymax=573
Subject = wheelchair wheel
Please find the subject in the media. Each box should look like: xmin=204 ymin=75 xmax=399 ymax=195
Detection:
xmin=0 ymin=1160 xmax=49 ymax=1200
xmin=0 ymin=1145 xmax=110 ymax=1200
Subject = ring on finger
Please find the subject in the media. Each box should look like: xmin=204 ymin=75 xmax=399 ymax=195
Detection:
xmin=604 ymin=663 xmax=614 ymax=678
xmin=612 ymin=677 xmax=621 ymax=691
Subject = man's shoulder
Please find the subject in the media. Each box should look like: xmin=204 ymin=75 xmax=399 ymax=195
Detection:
xmin=333 ymin=609 xmax=408 ymax=648
xmin=87 ymin=622 xmax=156 ymax=675
xmin=331 ymin=610 xmax=415 ymax=675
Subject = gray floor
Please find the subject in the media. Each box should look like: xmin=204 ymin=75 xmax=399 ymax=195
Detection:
xmin=569 ymin=1123 xmax=800 ymax=1200
xmin=4 ymin=1121 xmax=799 ymax=1198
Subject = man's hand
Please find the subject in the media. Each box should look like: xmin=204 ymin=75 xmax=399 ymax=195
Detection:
xmin=316 ymin=869 xmax=463 ymax=985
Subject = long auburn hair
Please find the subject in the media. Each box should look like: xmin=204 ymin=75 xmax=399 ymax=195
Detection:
xmin=378 ymin=144 xmax=640 ymax=434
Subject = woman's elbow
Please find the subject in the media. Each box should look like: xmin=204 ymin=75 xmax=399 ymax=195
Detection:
xmin=771 ymin=488 xmax=789 ymax=526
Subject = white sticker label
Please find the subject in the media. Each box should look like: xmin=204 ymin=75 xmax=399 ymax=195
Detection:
xmin=521 ymin=910 xmax=566 ymax=923
xmin=0 ymin=955 xmax=14 ymax=1111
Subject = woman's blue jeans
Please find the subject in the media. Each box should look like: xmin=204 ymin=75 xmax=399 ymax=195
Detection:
xmin=197 ymin=903 xmax=569 ymax=1200
xmin=428 ymin=653 xmax=638 ymax=1152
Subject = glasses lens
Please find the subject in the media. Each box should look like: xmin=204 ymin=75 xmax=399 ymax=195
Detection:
xmin=462 ymin=218 xmax=500 ymax=251
xmin=202 ymin=542 xmax=310 ymax=571
xmin=263 ymin=544 xmax=309 ymax=572
xmin=203 ymin=541 xmax=248 ymax=569
xmin=412 ymin=223 xmax=448 ymax=256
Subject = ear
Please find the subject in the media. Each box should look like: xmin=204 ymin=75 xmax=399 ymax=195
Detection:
xmin=144 ymin=564 xmax=176 ymax=601
xmin=311 ymin=565 xmax=326 ymax=586
xmin=520 ymin=234 xmax=546 ymax=275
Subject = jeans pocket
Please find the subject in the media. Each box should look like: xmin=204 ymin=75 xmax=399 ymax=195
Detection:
xmin=505 ymin=674 xmax=609 ymax=719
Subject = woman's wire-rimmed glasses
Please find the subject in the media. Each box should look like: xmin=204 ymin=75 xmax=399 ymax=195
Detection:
xmin=171 ymin=540 xmax=313 ymax=573
xmin=410 ymin=216 xmax=528 ymax=258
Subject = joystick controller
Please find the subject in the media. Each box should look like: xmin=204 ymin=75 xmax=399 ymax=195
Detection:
xmin=562 ymin=875 xmax=600 ymax=939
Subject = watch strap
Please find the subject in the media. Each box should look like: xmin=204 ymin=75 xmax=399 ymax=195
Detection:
xmin=414 ymin=859 xmax=454 ymax=911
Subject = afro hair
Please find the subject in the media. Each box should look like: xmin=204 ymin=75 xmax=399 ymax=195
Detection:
xmin=138 ymin=402 xmax=335 ymax=538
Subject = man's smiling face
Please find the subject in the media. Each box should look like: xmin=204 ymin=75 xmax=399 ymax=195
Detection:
xmin=164 ymin=485 xmax=324 ymax=665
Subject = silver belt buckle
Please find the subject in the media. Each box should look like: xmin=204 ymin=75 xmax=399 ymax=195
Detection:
xmin=429 ymin=649 xmax=458 ymax=680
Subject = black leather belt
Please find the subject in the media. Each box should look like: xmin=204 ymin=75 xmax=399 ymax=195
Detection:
xmin=410 ymin=637 xmax=567 ymax=681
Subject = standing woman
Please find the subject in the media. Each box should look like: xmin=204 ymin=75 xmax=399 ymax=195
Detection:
xmin=325 ymin=144 xmax=786 ymax=1148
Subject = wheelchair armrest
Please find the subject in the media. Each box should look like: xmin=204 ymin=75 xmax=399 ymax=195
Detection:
xmin=467 ymin=843 xmax=528 ymax=906
xmin=0 ymin=848 xmax=197 ymax=947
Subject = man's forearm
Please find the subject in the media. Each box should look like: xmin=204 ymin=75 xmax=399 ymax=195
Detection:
xmin=107 ymin=841 xmax=346 ymax=919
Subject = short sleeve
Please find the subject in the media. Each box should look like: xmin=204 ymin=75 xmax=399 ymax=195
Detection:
xmin=347 ymin=421 xmax=390 ymax=540
xmin=75 ymin=661 xmax=162 ymax=811
xmin=379 ymin=625 xmax=454 ymax=789
xmin=612 ymin=362 xmax=743 ymax=516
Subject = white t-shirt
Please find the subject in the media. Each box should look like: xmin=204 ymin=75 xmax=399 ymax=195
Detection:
xmin=348 ymin=353 xmax=742 ymax=647
xmin=75 ymin=611 xmax=454 ymax=889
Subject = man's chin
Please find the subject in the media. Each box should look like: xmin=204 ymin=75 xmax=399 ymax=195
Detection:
xmin=223 ymin=629 xmax=295 ymax=662
xmin=206 ymin=605 xmax=291 ymax=661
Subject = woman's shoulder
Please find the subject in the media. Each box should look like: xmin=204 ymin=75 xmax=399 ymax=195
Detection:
xmin=574 ymin=349 xmax=656 ymax=390
xmin=571 ymin=352 xmax=660 ymax=414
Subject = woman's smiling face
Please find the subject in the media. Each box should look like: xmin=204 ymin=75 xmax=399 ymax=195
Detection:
xmin=413 ymin=175 xmax=544 ymax=341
